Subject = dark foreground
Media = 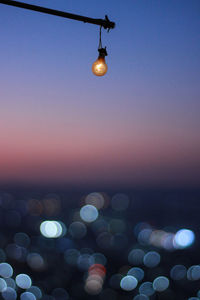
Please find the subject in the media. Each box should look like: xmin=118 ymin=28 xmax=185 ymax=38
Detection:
xmin=0 ymin=186 xmax=200 ymax=300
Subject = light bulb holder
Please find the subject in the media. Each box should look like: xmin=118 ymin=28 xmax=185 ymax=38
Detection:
xmin=98 ymin=47 xmax=108 ymax=58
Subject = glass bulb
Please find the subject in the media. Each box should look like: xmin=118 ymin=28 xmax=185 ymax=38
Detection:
xmin=92 ymin=57 xmax=108 ymax=76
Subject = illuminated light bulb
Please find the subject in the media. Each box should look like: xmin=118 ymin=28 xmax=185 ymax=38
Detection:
xmin=92 ymin=57 xmax=107 ymax=76
xmin=92 ymin=47 xmax=108 ymax=76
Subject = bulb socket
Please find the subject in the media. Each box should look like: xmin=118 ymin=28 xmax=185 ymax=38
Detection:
xmin=98 ymin=47 xmax=108 ymax=58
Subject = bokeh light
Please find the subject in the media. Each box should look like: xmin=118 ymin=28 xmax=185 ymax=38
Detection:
xmin=14 ymin=233 xmax=30 ymax=248
xmin=27 ymin=286 xmax=42 ymax=299
xmin=153 ymin=276 xmax=169 ymax=292
xmin=187 ymin=265 xmax=200 ymax=281
xmin=0 ymin=263 xmax=13 ymax=278
xmin=85 ymin=193 xmax=105 ymax=210
xmin=139 ymin=282 xmax=155 ymax=296
xmin=64 ymin=249 xmax=80 ymax=266
xmin=77 ymin=254 xmax=94 ymax=271
xmin=27 ymin=253 xmax=45 ymax=271
xmin=127 ymin=267 xmax=144 ymax=282
xmin=173 ymin=229 xmax=195 ymax=249
xmin=143 ymin=251 xmax=160 ymax=268
xmin=85 ymin=264 xmax=106 ymax=295
xmin=0 ymin=278 xmax=7 ymax=292
xmin=20 ymin=292 xmax=36 ymax=300
xmin=128 ymin=249 xmax=145 ymax=265
xmin=80 ymin=205 xmax=98 ymax=223
xmin=138 ymin=229 xmax=152 ymax=245
xmin=1 ymin=287 xmax=17 ymax=300
xmin=5 ymin=278 xmax=16 ymax=289
xmin=92 ymin=253 xmax=107 ymax=266
xmin=15 ymin=274 xmax=32 ymax=289
xmin=170 ymin=265 xmax=187 ymax=280
xmin=40 ymin=221 xmax=65 ymax=238
xmin=69 ymin=221 xmax=87 ymax=239
xmin=120 ymin=275 xmax=138 ymax=291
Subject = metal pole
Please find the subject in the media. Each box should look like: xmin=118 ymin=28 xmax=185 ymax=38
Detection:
xmin=0 ymin=0 xmax=115 ymax=29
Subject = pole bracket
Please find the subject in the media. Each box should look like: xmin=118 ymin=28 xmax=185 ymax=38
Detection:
xmin=0 ymin=0 xmax=115 ymax=30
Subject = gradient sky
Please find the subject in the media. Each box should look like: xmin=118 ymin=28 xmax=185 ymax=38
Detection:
xmin=0 ymin=0 xmax=200 ymax=187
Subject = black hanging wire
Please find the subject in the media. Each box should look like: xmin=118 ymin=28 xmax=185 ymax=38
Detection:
xmin=98 ymin=25 xmax=103 ymax=49
xmin=97 ymin=25 xmax=107 ymax=57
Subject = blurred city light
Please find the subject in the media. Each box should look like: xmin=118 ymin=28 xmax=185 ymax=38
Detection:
xmin=0 ymin=189 xmax=199 ymax=299
xmin=120 ymin=275 xmax=138 ymax=291
xmin=80 ymin=205 xmax=98 ymax=223
xmin=15 ymin=274 xmax=32 ymax=289
xmin=173 ymin=229 xmax=195 ymax=249
xmin=153 ymin=276 xmax=169 ymax=292
xmin=0 ymin=263 xmax=13 ymax=278
xmin=40 ymin=221 xmax=65 ymax=238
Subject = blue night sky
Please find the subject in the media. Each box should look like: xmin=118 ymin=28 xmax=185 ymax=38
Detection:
xmin=0 ymin=0 xmax=200 ymax=187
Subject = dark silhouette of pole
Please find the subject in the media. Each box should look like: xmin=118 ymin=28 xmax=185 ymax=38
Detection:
xmin=0 ymin=0 xmax=115 ymax=30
